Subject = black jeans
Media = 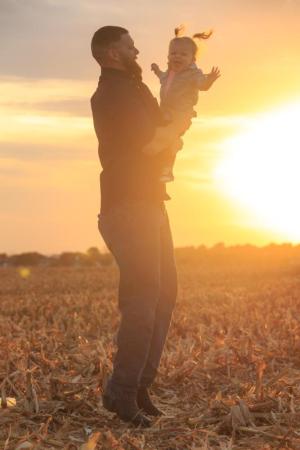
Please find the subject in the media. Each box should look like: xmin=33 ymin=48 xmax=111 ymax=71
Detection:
xmin=98 ymin=201 xmax=177 ymax=391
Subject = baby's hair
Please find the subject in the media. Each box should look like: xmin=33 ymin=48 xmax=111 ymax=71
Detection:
xmin=174 ymin=24 xmax=186 ymax=37
xmin=193 ymin=30 xmax=213 ymax=40
xmin=171 ymin=27 xmax=213 ymax=58
xmin=174 ymin=25 xmax=213 ymax=40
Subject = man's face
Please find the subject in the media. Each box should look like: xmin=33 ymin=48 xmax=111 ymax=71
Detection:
xmin=111 ymin=33 xmax=142 ymax=79
xmin=113 ymin=33 xmax=139 ymax=68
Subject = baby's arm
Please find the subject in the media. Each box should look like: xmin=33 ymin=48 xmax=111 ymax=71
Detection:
xmin=197 ymin=66 xmax=221 ymax=91
xmin=151 ymin=63 xmax=166 ymax=81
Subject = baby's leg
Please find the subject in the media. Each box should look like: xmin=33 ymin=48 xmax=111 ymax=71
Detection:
xmin=158 ymin=143 xmax=180 ymax=182
xmin=142 ymin=113 xmax=191 ymax=156
xmin=142 ymin=112 xmax=193 ymax=181
xmin=142 ymin=123 xmax=180 ymax=155
xmin=160 ymin=152 xmax=176 ymax=182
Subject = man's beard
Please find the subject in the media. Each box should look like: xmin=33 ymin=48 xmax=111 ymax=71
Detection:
xmin=122 ymin=57 xmax=143 ymax=82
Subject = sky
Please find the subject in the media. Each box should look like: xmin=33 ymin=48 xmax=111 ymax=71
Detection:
xmin=1 ymin=0 xmax=300 ymax=254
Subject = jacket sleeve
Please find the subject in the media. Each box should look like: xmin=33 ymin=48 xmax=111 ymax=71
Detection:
xmin=156 ymin=70 xmax=168 ymax=84
xmin=194 ymin=68 xmax=208 ymax=90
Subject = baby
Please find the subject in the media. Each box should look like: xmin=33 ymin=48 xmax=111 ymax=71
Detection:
xmin=143 ymin=27 xmax=220 ymax=181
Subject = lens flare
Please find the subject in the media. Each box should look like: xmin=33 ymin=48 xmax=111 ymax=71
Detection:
xmin=18 ymin=267 xmax=31 ymax=279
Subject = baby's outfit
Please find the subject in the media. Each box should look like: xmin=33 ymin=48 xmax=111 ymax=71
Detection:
xmin=145 ymin=63 xmax=207 ymax=182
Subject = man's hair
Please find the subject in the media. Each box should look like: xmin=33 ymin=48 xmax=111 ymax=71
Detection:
xmin=91 ymin=26 xmax=128 ymax=64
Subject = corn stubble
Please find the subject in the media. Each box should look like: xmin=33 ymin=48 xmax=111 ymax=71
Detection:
xmin=1 ymin=248 xmax=300 ymax=449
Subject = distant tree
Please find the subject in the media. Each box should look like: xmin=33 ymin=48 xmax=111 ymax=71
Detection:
xmin=212 ymin=242 xmax=225 ymax=250
xmin=10 ymin=252 xmax=46 ymax=266
xmin=58 ymin=252 xmax=81 ymax=266
xmin=0 ymin=253 xmax=8 ymax=267
xmin=99 ymin=253 xmax=114 ymax=266
xmin=86 ymin=247 xmax=102 ymax=264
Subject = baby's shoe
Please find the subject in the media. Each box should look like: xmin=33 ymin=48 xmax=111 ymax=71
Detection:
xmin=160 ymin=167 xmax=174 ymax=182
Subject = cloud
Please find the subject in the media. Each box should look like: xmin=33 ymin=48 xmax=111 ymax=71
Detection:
xmin=177 ymin=173 xmax=213 ymax=187
xmin=1 ymin=99 xmax=90 ymax=116
xmin=194 ymin=115 xmax=254 ymax=129
xmin=0 ymin=141 xmax=95 ymax=162
xmin=0 ymin=0 xmax=125 ymax=79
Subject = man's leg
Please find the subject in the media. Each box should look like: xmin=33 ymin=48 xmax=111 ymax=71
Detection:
xmin=98 ymin=202 xmax=165 ymax=392
xmin=139 ymin=205 xmax=177 ymax=389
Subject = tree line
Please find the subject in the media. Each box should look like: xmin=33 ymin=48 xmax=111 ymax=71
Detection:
xmin=2 ymin=243 xmax=300 ymax=271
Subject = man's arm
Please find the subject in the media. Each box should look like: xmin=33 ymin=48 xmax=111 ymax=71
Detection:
xmin=91 ymin=84 xmax=161 ymax=160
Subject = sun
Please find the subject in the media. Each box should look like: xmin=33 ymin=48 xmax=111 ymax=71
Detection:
xmin=214 ymin=102 xmax=300 ymax=241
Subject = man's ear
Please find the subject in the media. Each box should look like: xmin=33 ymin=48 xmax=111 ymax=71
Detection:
xmin=107 ymin=47 xmax=120 ymax=62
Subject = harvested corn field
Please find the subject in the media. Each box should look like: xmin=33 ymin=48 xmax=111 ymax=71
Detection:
xmin=1 ymin=246 xmax=300 ymax=449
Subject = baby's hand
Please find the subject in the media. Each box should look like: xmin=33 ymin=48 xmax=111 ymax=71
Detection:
xmin=151 ymin=63 xmax=160 ymax=73
xmin=207 ymin=66 xmax=221 ymax=82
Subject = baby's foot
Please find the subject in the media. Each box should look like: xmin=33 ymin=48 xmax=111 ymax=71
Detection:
xmin=160 ymin=173 xmax=174 ymax=183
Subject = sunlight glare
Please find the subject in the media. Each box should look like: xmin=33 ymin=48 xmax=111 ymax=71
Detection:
xmin=215 ymin=102 xmax=300 ymax=241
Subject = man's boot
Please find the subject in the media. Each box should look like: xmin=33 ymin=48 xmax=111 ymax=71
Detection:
xmin=137 ymin=387 xmax=163 ymax=417
xmin=102 ymin=382 xmax=151 ymax=427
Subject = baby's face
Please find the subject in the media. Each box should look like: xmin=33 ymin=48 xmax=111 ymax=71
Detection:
xmin=168 ymin=41 xmax=195 ymax=72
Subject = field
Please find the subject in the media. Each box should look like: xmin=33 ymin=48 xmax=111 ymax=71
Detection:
xmin=1 ymin=246 xmax=300 ymax=449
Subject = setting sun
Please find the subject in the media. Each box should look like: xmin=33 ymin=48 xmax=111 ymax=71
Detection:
xmin=215 ymin=102 xmax=300 ymax=241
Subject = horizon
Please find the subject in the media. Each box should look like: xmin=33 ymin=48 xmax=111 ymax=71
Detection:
xmin=3 ymin=240 xmax=300 ymax=258
xmin=1 ymin=0 xmax=300 ymax=253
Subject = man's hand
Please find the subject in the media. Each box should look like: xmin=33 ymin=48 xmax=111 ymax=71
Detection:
xmin=143 ymin=122 xmax=184 ymax=155
xmin=143 ymin=135 xmax=183 ymax=156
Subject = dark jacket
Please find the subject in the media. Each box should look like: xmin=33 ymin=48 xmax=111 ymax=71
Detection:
xmin=91 ymin=68 xmax=170 ymax=214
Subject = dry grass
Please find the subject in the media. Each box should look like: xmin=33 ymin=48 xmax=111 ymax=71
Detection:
xmin=1 ymin=249 xmax=300 ymax=449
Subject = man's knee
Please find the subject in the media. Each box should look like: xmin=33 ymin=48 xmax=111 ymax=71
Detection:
xmin=120 ymin=296 xmax=158 ymax=335
xmin=119 ymin=273 xmax=160 ymax=316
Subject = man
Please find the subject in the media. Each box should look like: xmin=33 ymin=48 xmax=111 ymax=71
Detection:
xmin=90 ymin=26 xmax=178 ymax=427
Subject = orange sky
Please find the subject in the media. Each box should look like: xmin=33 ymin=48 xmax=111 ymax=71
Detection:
xmin=1 ymin=0 xmax=300 ymax=254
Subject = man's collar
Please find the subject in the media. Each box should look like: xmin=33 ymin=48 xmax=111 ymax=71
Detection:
xmin=100 ymin=67 xmax=132 ymax=80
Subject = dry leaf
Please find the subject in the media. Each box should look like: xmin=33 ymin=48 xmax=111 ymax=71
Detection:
xmin=80 ymin=432 xmax=101 ymax=450
xmin=15 ymin=442 xmax=33 ymax=450
xmin=0 ymin=397 xmax=16 ymax=408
